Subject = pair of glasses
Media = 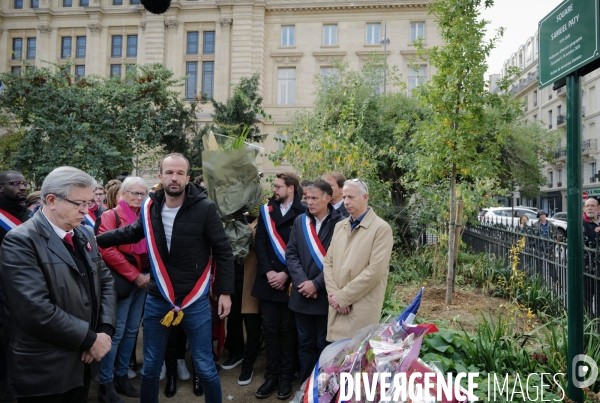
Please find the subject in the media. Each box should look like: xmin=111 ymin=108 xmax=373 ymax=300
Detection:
xmin=351 ymin=178 xmax=369 ymax=193
xmin=56 ymin=196 xmax=92 ymax=210
xmin=273 ymin=185 xmax=288 ymax=190
xmin=1 ymin=181 xmax=29 ymax=189
xmin=125 ymin=190 xmax=148 ymax=198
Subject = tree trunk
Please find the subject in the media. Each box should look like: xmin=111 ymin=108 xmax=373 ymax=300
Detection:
xmin=446 ymin=164 xmax=457 ymax=305
xmin=452 ymin=200 xmax=464 ymax=292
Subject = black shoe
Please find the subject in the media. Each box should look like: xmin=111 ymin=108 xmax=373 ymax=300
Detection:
xmin=221 ymin=355 xmax=244 ymax=370
xmin=193 ymin=374 xmax=204 ymax=396
xmin=255 ymin=379 xmax=279 ymax=399
xmin=238 ymin=367 xmax=254 ymax=386
xmin=277 ymin=379 xmax=292 ymax=400
xmin=98 ymin=383 xmax=125 ymax=403
xmin=114 ymin=374 xmax=140 ymax=398
xmin=164 ymin=375 xmax=177 ymax=398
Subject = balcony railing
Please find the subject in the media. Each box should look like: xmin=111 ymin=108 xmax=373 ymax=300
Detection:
xmin=583 ymin=139 xmax=598 ymax=152
xmin=554 ymin=148 xmax=566 ymax=158
xmin=548 ymin=183 xmax=553 ymax=188
xmin=557 ymin=114 xmax=565 ymax=126
xmin=557 ymin=181 xmax=562 ymax=187
xmin=557 ymin=86 xmax=566 ymax=96
xmin=509 ymin=71 xmax=539 ymax=94
xmin=591 ymin=177 xmax=598 ymax=183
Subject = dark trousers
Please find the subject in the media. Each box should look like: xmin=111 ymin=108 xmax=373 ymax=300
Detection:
xmin=165 ymin=324 xmax=187 ymax=377
xmin=261 ymin=300 xmax=296 ymax=381
xmin=225 ymin=282 xmax=262 ymax=371
xmin=295 ymin=312 xmax=328 ymax=383
xmin=17 ymin=367 xmax=90 ymax=403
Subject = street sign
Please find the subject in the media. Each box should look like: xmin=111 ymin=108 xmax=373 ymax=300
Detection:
xmin=538 ymin=0 xmax=600 ymax=89
xmin=583 ymin=191 xmax=589 ymax=200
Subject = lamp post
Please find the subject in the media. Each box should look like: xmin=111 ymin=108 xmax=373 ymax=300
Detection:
xmin=380 ymin=22 xmax=390 ymax=94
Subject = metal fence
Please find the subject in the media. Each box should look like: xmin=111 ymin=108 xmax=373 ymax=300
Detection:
xmin=462 ymin=221 xmax=600 ymax=318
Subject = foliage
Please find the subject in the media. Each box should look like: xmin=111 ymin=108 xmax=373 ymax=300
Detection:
xmin=0 ymin=62 xmax=198 ymax=184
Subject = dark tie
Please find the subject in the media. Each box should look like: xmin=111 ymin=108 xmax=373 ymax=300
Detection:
xmin=63 ymin=233 xmax=75 ymax=251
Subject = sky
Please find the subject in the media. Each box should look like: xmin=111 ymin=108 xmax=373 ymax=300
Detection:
xmin=481 ymin=0 xmax=562 ymax=78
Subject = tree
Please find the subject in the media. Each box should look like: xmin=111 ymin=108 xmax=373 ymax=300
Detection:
xmin=0 ymin=62 xmax=198 ymax=184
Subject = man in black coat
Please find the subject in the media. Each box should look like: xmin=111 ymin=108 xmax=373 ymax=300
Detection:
xmin=0 ymin=166 xmax=116 ymax=403
xmin=286 ymin=179 xmax=344 ymax=384
xmin=251 ymin=172 xmax=305 ymax=400
xmin=96 ymin=154 xmax=234 ymax=403
xmin=323 ymin=172 xmax=349 ymax=218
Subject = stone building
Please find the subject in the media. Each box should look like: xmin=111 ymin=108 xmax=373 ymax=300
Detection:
xmin=1 ymin=0 xmax=441 ymax=178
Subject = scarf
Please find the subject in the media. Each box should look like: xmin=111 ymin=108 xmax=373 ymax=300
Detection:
xmin=118 ymin=199 xmax=147 ymax=254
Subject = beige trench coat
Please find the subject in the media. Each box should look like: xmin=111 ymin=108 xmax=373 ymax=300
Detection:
xmin=323 ymin=208 xmax=393 ymax=342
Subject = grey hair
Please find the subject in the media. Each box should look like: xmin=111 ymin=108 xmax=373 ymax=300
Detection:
xmin=120 ymin=176 xmax=149 ymax=197
xmin=41 ymin=166 xmax=97 ymax=203
xmin=343 ymin=179 xmax=368 ymax=196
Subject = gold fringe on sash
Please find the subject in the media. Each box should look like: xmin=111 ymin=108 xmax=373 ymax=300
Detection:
xmin=160 ymin=310 xmax=175 ymax=326
xmin=172 ymin=310 xmax=184 ymax=326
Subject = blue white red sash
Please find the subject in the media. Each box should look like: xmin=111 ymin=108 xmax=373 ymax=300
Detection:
xmin=0 ymin=208 xmax=22 ymax=233
xmin=301 ymin=214 xmax=327 ymax=271
xmin=83 ymin=213 xmax=95 ymax=227
xmin=141 ymin=198 xmax=211 ymax=326
xmin=303 ymin=358 xmax=319 ymax=403
xmin=260 ymin=203 xmax=287 ymax=265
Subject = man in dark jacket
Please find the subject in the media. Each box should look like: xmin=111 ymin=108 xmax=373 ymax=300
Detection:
xmin=0 ymin=166 xmax=116 ymax=403
xmin=96 ymin=153 xmax=234 ymax=403
xmin=286 ymin=179 xmax=344 ymax=383
xmin=323 ymin=172 xmax=349 ymax=218
xmin=252 ymin=172 xmax=305 ymax=400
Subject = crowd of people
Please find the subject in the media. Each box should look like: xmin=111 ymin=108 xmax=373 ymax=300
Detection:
xmin=0 ymin=154 xmax=394 ymax=403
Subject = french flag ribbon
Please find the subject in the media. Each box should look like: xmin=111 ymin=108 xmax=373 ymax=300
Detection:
xmin=0 ymin=208 xmax=22 ymax=233
xmin=260 ymin=204 xmax=286 ymax=265
xmin=83 ymin=213 xmax=95 ymax=227
xmin=141 ymin=198 xmax=211 ymax=327
xmin=301 ymin=214 xmax=326 ymax=271
xmin=303 ymin=358 xmax=319 ymax=403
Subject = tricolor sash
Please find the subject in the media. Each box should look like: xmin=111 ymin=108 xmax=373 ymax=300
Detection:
xmin=0 ymin=208 xmax=22 ymax=233
xmin=301 ymin=214 xmax=326 ymax=271
xmin=260 ymin=203 xmax=286 ymax=265
xmin=141 ymin=198 xmax=211 ymax=327
xmin=83 ymin=213 xmax=95 ymax=227
xmin=303 ymin=358 xmax=319 ymax=403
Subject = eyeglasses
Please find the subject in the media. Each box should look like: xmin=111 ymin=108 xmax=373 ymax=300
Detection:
xmin=125 ymin=190 xmax=148 ymax=198
xmin=1 ymin=181 xmax=29 ymax=189
xmin=273 ymin=185 xmax=288 ymax=190
xmin=351 ymin=178 xmax=368 ymax=193
xmin=56 ymin=196 xmax=92 ymax=210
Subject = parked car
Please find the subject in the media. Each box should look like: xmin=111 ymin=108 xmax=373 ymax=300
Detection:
xmin=515 ymin=206 xmax=538 ymax=213
xmin=549 ymin=212 xmax=567 ymax=238
xmin=478 ymin=207 xmax=538 ymax=227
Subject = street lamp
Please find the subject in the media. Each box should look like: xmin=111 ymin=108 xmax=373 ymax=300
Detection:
xmin=379 ymin=22 xmax=390 ymax=95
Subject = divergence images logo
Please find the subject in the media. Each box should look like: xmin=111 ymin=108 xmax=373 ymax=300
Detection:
xmin=573 ymin=354 xmax=599 ymax=389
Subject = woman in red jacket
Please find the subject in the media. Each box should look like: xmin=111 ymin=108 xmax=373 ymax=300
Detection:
xmin=97 ymin=176 xmax=150 ymax=403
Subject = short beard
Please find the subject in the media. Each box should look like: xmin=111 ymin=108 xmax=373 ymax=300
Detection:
xmin=164 ymin=187 xmax=185 ymax=197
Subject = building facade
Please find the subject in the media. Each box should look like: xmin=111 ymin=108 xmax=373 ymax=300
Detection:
xmin=492 ymin=29 xmax=600 ymax=215
xmin=1 ymin=0 xmax=440 ymax=179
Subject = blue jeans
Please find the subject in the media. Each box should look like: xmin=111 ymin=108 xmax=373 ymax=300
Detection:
xmin=99 ymin=287 xmax=147 ymax=384
xmin=140 ymin=294 xmax=221 ymax=403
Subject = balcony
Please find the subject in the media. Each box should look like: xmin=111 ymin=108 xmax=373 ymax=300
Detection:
xmin=557 ymin=181 xmax=562 ymax=187
xmin=557 ymin=114 xmax=565 ymax=126
xmin=557 ymin=86 xmax=566 ymax=97
xmin=509 ymin=71 xmax=539 ymax=94
xmin=547 ymin=183 xmax=553 ymax=188
xmin=583 ymin=139 xmax=598 ymax=155
xmin=555 ymin=147 xmax=566 ymax=159
xmin=591 ymin=177 xmax=598 ymax=183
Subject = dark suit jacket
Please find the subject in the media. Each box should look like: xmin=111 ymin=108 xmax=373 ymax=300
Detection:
xmin=336 ymin=202 xmax=350 ymax=218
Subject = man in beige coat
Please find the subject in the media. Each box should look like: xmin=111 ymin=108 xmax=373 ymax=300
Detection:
xmin=323 ymin=179 xmax=393 ymax=342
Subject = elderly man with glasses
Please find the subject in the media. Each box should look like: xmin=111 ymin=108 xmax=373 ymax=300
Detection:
xmin=0 ymin=166 xmax=116 ymax=403
xmin=323 ymin=179 xmax=393 ymax=342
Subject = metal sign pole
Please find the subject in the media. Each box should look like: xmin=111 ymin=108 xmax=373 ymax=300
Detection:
xmin=566 ymin=69 xmax=584 ymax=403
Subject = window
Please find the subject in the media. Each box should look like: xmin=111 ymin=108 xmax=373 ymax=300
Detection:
xmin=26 ymin=65 xmax=35 ymax=72
xmin=111 ymin=35 xmax=122 ymax=58
xmin=524 ymin=95 xmax=528 ymax=111
xmin=518 ymin=52 xmax=523 ymax=66
xmin=110 ymin=64 xmax=122 ymax=78
xmin=26 ymin=38 xmax=36 ymax=60
xmin=592 ymin=163 xmax=597 ymax=181
xmin=277 ymin=68 xmax=296 ymax=106
xmin=14 ymin=0 xmax=23 ymax=8
xmin=281 ymin=26 xmax=295 ymax=47
xmin=366 ymin=23 xmax=380 ymax=45
xmin=558 ymin=169 xmax=562 ymax=184
xmin=548 ymin=110 xmax=553 ymax=129
xmin=63 ymin=0 xmax=72 ymax=7
xmin=187 ymin=32 xmax=199 ymax=55
xmin=130 ymin=0 xmax=139 ymax=4
xmin=323 ymin=25 xmax=337 ymax=46
xmin=61 ymin=37 xmax=72 ymax=59
xmin=410 ymin=22 xmax=424 ymax=43
xmin=80 ymin=0 xmax=88 ymax=6
xmin=321 ymin=67 xmax=339 ymax=90
xmin=527 ymin=42 xmax=533 ymax=60
xmin=31 ymin=0 xmax=39 ymax=8
xmin=113 ymin=0 xmax=122 ymax=5
xmin=11 ymin=66 xmax=22 ymax=76
xmin=75 ymin=65 xmax=85 ymax=81
xmin=533 ymin=114 xmax=537 ymax=123
xmin=203 ymin=31 xmax=215 ymax=54
xmin=533 ymin=90 xmax=538 ymax=106
xmin=548 ymin=172 xmax=553 ymax=186
xmin=127 ymin=35 xmax=138 ymax=58
xmin=557 ymin=105 xmax=562 ymax=116
xmin=126 ymin=64 xmax=136 ymax=75
xmin=408 ymin=65 xmax=427 ymax=90
xmin=202 ymin=62 xmax=214 ymax=99
xmin=185 ymin=62 xmax=198 ymax=100
xmin=12 ymin=39 xmax=23 ymax=60
xmin=76 ymin=37 xmax=86 ymax=59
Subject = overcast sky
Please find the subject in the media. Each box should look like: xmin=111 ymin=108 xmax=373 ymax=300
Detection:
xmin=481 ymin=0 xmax=562 ymax=78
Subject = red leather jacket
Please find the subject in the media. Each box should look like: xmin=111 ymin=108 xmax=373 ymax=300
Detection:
xmin=98 ymin=204 xmax=142 ymax=281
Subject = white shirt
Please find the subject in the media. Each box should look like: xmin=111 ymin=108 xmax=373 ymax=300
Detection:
xmin=333 ymin=200 xmax=344 ymax=210
xmin=315 ymin=214 xmax=329 ymax=234
xmin=280 ymin=201 xmax=292 ymax=217
xmin=161 ymin=205 xmax=181 ymax=252
xmin=41 ymin=208 xmax=74 ymax=240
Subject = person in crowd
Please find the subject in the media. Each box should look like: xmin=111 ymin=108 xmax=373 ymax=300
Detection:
xmin=96 ymin=177 xmax=150 ymax=403
xmin=286 ymin=179 xmax=344 ymax=383
xmin=25 ymin=191 xmax=41 ymax=212
xmin=94 ymin=186 xmax=107 ymax=207
xmin=299 ymin=180 xmax=312 ymax=206
xmin=324 ymin=179 xmax=393 ymax=342
xmin=105 ymin=180 xmax=122 ymax=210
xmin=533 ymin=210 xmax=556 ymax=239
xmin=0 ymin=166 xmax=116 ymax=403
xmin=252 ymin=172 xmax=306 ymax=400
xmin=518 ymin=214 xmax=529 ymax=230
xmin=96 ymin=153 xmax=234 ymax=403
xmin=584 ymin=198 xmax=600 ymax=242
xmin=193 ymin=175 xmax=205 ymax=189
xmin=85 ymin=186 xmax=107 ymax=231
xmin=583 ymin=197 xmax=600 ymax=315
xmin=323 ymin=172 xmax=349 ymax=218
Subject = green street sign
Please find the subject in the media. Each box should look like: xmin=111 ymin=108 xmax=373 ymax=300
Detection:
xmin=538 ymin=0 xmax=600 ymax=89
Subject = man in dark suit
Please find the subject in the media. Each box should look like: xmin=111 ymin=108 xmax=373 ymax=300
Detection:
xmin=323 ymin=172 xmax=349 ymax=218
xmin=251 ymin=172 xmax=305 ymax=400
xmin=0 ymin=166 xmax=116 ymax=403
